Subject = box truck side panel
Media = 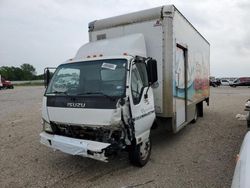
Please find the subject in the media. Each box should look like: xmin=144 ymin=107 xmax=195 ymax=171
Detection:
xmin=172 ymin=9 xmax=210 ymax=127
xmin=123 ymin=20 xmax=163 ymax=114
xmin=88 ymin=5 xmax=210 ymax=128
xmin=89 ymin=19 xmax=164 ymax=114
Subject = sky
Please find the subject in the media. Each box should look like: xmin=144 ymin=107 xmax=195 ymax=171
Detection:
xmin=0 ymin=0 xmax=250 ymax=77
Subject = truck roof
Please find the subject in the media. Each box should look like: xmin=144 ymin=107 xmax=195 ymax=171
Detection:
xmin=88 ymin=5 xmax=209 ymax=45
xmin=74 ymin=33 xmax=146 ymax=59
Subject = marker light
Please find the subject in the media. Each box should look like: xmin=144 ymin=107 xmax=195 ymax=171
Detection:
xmin=93 ymin=55 xmax=97 ymax=57
xmin=123 ymin=52 xmax=128 ymax=56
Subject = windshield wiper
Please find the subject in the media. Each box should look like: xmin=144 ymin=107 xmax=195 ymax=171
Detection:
xmin=46 ymin=91 xmax=68 ymax=95
xmin=77 ymin=92 xmax=116 ymax=100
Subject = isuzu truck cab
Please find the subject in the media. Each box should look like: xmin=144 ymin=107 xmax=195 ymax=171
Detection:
xmin=41 ymin=34 xmax=157 ymax=166
xmin=40 ymin=5 xmax=210 ymax=166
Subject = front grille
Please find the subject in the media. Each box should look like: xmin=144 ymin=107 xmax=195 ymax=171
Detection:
xmin=50 ymin=122 xmax=110 ymax=141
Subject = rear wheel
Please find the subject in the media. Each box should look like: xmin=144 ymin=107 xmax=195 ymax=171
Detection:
xmin=129 ymin=137 xmax=151 ymax=167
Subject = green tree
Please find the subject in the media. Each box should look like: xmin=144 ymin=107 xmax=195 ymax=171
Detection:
xmin=20 ymin=64 xmax=36 ymax=74
xmin=20 ymin=63 xmax=36 ymax=80
xmin=0 ymin=64 xmax=37 ymax=81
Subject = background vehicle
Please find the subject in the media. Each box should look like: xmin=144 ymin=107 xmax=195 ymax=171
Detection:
xmin=246 ymin=100 xmax=250 ymax=128
xmin=232 ymin=100 xmax=250 ymax=188
xmin=210 ymin=79 xmax=218 ymax=87
xmin=220 ymin=79 xmax=230 ymax=86
xmin=215 ymin=79 xmax=221 ymax=86
xmin=232 ymin=131 xmax=250 ymax=188
xmin=40 ymin=5 xmax=210 ymax=166
xmin=0 ymin=75 xmax=2 ymax=89
xmin=0 ymin=75 xmax=14 ymax=89
xmin=230 ymin=77 xmax=250 ymax=87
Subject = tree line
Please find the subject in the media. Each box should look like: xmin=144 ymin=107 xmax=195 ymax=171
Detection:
xmin=0 ymin=64 xmax=43 ymax=81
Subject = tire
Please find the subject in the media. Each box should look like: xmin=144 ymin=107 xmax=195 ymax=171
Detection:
xmin=247 ymin=120 xmax=250 ymax=128
xmin=191 ymin=107 xmax=198 ymax=123
xmin=129 ymin=137 xmax=151 ymax=167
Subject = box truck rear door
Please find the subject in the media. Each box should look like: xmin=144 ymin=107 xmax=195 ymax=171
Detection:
xmin=175 ymin=45 xmax=187 ymax=128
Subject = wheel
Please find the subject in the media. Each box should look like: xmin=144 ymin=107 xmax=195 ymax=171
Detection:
xmin=247 ymin=120 xmax=250 ymax=128
xmin=129 ymin=137 xmax=151 ymax=167
xmin=191 ymin=107 xmax=198 ymax=123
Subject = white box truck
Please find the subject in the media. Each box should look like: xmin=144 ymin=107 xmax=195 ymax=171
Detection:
xmin=40 ymin=5 xmax=210 ymax=166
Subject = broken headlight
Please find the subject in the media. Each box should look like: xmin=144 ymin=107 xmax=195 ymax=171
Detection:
xmin=42 ymin=119 xmax=53 ymax=133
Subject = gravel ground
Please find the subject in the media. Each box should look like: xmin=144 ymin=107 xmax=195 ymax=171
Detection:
xmin=0 ymin=86 xmax=249 ymax=188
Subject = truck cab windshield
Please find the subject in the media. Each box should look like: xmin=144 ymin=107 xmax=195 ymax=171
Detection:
xmin=46 ymin=59 xmax=127 ymax=97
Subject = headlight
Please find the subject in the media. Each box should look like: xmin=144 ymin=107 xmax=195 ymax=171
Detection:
xmin=42 ymin=119 xmax=53 ymax=133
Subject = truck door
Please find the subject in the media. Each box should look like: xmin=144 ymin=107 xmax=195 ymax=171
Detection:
xmin=129 ymin=62 xmax=155 ymax=143
xmin=175 ymin=45 xmax=187 ymax=128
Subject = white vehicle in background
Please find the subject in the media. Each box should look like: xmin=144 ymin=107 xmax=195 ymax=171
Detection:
xmin=232 ymin=131 xmax=250 ymax=188
xmin=231 ymin=100 xmax=250 ymax=188
xmin=40 ymin=5 xmax=210 ymax=166
xmin=220 ymin=79 xmax=230 ymax=86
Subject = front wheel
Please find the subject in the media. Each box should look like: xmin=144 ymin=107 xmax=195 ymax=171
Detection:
xmin=129 ymin=137 xmax=151 ymax=167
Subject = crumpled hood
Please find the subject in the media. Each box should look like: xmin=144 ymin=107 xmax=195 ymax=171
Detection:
xmin=42 ymin=97 xmax=121 ymax=127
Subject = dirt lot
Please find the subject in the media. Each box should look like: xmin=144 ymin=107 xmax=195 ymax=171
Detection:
xmin=0 ymin=86 xmax=249 ymax=188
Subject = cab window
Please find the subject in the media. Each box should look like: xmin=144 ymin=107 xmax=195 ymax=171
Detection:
xmin=131 ymin=63 xmax=148 ymax=104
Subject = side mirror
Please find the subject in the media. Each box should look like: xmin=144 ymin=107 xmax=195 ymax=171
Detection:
xmin=147 ymin=59 xmax=158 ymax=85
xmin=44 ymin=67 xmax=56 ymax=88
xmin=44 ymin=69 xmax=50 ymax=88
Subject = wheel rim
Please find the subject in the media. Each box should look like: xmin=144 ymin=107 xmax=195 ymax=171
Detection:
xmin=140 ymin=138 xmax=150 ymax=160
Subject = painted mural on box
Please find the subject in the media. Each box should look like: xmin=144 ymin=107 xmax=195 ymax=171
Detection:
xmin=173 ymin=47 xmax=209 ymax=102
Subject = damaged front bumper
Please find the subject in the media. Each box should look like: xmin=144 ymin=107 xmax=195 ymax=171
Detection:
xmin=40 ymin=132 xmax=111 ymax=162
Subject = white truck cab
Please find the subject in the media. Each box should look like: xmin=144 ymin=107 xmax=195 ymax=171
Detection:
xmin=41 ymin=34 xmax=157 ymax=166
xmin=40 ymin=5 xmax=210 ymax=166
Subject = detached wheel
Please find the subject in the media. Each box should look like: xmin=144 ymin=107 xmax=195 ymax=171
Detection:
xmin=191 ymin=107 xmax=198 ymax=123
xmin=129 ymin=137 xmax=151 ymax=167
